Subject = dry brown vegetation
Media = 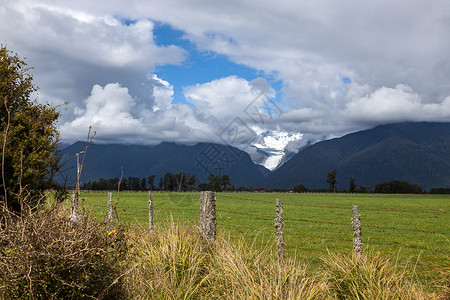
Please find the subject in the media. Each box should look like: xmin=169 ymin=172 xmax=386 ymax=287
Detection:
xmin=1 ymin=204 xmax=447 ymax=299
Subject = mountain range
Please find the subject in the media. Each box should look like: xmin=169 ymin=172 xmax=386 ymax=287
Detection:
xmin=59 ymin=122 xmax=450 ymax=191
xmin=58 ymin=142 xmax=269 ymax=188
xmin=263 ymin=122 xmax=450 ymax=191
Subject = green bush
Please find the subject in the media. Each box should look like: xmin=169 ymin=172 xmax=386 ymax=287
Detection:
xmin=0 ymin=205 xmax=128 ymax=299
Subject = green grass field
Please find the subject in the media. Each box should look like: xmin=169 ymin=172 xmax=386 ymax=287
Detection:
xmin=80 ymin=191 xmax=449 ymax=281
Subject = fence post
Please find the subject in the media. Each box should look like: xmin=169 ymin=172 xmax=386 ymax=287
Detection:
xmin=149 ymin=191 xmax=154 ymax=233
xmin=275 ymin=198 xmax=285 ymax=263
xmin=200 ymin=191 xmax=216 ymax=242
xmin=69 ymin=190 xmax=82 ymax=223
xmin=352 ymin=205 xmax=363 ymax=257
xmin=107 ymin=192 xmax=113 ymax=229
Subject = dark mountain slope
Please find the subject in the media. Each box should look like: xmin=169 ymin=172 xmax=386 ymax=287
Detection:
xmin=58 ymin=142 xmax=269 ymax=188
xmin=262 ymin=122 xmax=450 ymax=190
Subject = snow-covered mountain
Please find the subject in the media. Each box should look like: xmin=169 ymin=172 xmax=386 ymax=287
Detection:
xmin=248 ymin=129 xmax=307 ymax=170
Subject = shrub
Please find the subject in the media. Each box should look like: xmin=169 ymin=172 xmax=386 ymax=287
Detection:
xmin=209 ymin=236 xmax=326 ymax=299
xmin=124 ymin=223 xmax=214 ymax=299
xmin=293 ymin=184 xmax=308 ymax=193
xmin=374 ymin=180 xmax=422 ymax=194
xmin=322 ymin=251 xmax=430 ymax=299
xmin=124 ymin=223 xmax=326 ymax=299
xmin=0 ymin=205 xmax=128 ymax=299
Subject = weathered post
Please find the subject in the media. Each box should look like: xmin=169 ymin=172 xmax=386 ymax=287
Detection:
xmin=352 ymin=205 xmax=363 ymax=257
xmin=107 ymin=192 xmax=113 ymax=229
xmin=275 ymin=198 xmax=285 ymax=263
xmin=149 ymin=191 xmax=154 ymax=233
xmin=200 ymin=191 xmax=216 ymax=242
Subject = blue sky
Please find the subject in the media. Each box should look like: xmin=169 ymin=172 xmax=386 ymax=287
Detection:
xmin=153 ymin=23 xmax=283 ymax=105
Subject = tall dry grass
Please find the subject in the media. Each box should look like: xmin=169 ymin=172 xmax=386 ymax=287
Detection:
xmin=322 ymin=250 xmax=433 ymax=299
xmin=1 ymin=206 xmax=444 ymax=299
xmin=123 ymin=222 xmax=442 ymax=299
xmin=123 ymin=224 xmax=213 ymax=299
xmin=124 ymin=224 xmax=326 ymax=299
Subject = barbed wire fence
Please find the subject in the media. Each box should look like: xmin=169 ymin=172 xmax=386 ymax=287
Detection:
xmin=78 ymin=191 xmax=450 ymax=264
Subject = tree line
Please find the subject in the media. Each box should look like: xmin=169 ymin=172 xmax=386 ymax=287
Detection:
xmin=83 ymin=169 xmax=450 ymax=194
xmin=292 ymin=169 xmax=446 ymax=194
xmin=82 ymin=173 xmax=239 ymax=192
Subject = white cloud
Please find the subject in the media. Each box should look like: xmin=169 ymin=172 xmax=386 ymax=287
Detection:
xmin=341 ymin=84 xmax=450 ymax=125
xmin=3 ymin=0 xmax=450 ymax=162
xmin=59 ymin=83 xmax=145 ymax=142
xmin=59 ymin=74 xmax=304 ymax=167
xmin=184 ymin=76 xmax=273 ymax=121
xmin=150 ymin=74 xmax=174 ymax=112
xmin=0 ymin=0 xmax=186 ymax=123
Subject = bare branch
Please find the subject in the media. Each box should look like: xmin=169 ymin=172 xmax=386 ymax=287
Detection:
xmin=1 ymin=95 xmax=11 ymax=209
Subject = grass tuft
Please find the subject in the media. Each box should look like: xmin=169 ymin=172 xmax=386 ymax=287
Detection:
xmin=124 ymin=223 xmax=213 ymax=299
xmin=322 ymin=250 xmax=433 ymax=299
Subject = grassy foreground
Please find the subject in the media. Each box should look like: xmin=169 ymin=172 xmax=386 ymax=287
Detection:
xmin=1 ymin=203 xmax=448 ymax=299
xmin=80 ymin=191 xmax=449 ymax=280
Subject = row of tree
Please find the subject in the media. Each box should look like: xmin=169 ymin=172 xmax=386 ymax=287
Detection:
xmin=293 ymin=169 xmax=424 ymax=194
xmin=83 ymin=170 xmax=444 ymax=195
xmin=81 ymin=173 xmax=235 ymax=192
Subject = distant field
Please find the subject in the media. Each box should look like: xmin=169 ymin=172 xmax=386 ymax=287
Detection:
xmin=80 ymin=191 xmax=449 ymax=280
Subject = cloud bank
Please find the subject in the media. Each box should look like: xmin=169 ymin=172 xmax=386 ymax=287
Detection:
xmin=2 ymin=0 xmax=450 ymax=169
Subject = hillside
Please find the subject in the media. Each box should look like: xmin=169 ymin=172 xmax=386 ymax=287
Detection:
xmin=58 ymin=142 xmax=269 ymax=188
xmin=261 ymin=122 xmax=450 ymax=191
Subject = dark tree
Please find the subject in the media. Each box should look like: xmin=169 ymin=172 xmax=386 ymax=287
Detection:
xmin=186 ymin=174 xmax=196 ymax=191
xmin=349 ymin=177 xmax=357 ymax=193
xmin=127 ymin=177 xmax=140 ymax=191
xmin=120 ymin=178 xmax=128 ymax=190
xmin=208 ymin=174 xmax=221 ymax=192
xmin=1 ymin=46 xmax=61 ymax=211
xmin=163 ymin=173 xmax=176 ymax=191
xmin=326 ymin=169 xmax=338 ymax=193
xmin=174 ymin=172 xmax=187 ymax=191
xmin=140 ymin=178 xmax=147 ymax=190
xmin=430 ymin=188 xmax=450 ymax=194
xmin=147 ymin=175 xmax=155 ymax=190
xmin=221 ymin=174 xmax=231 ymax=191
xmin=197 ymin=182 xmax=209 ymax=191
xmin=108 ymin=178 xmax=119 ymax=190
xmin=356 ymin=185 xmax=372 ymax=194
xmin=374 ymin=180 xmax=422 ymax=194
xmin=293 ymin=184 xmax=308 ymax=193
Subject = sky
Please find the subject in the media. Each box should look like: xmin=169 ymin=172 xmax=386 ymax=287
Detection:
xmin=1 ymin=0 xmax=450 ymax=169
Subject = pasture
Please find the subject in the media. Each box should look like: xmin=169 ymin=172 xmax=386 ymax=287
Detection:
xmin=80 ymin=191 xmax=449 ymax=281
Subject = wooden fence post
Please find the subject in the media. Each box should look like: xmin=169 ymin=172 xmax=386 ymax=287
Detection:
xmin=352 ymin=205 xmax=363 ymax=257
xmin=200 ymin=191 xmax=216 ymax=242
xmin=107 ymin=192 xmax=113 ymax=229
xmin=149 ymin=191 xmax=154 ymax=233
xmin=275 ymin=198 xmax=285 ymax=263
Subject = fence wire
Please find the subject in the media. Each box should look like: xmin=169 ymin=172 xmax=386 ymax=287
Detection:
xmin=80 ymin=192 xmax=449 ymax=256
